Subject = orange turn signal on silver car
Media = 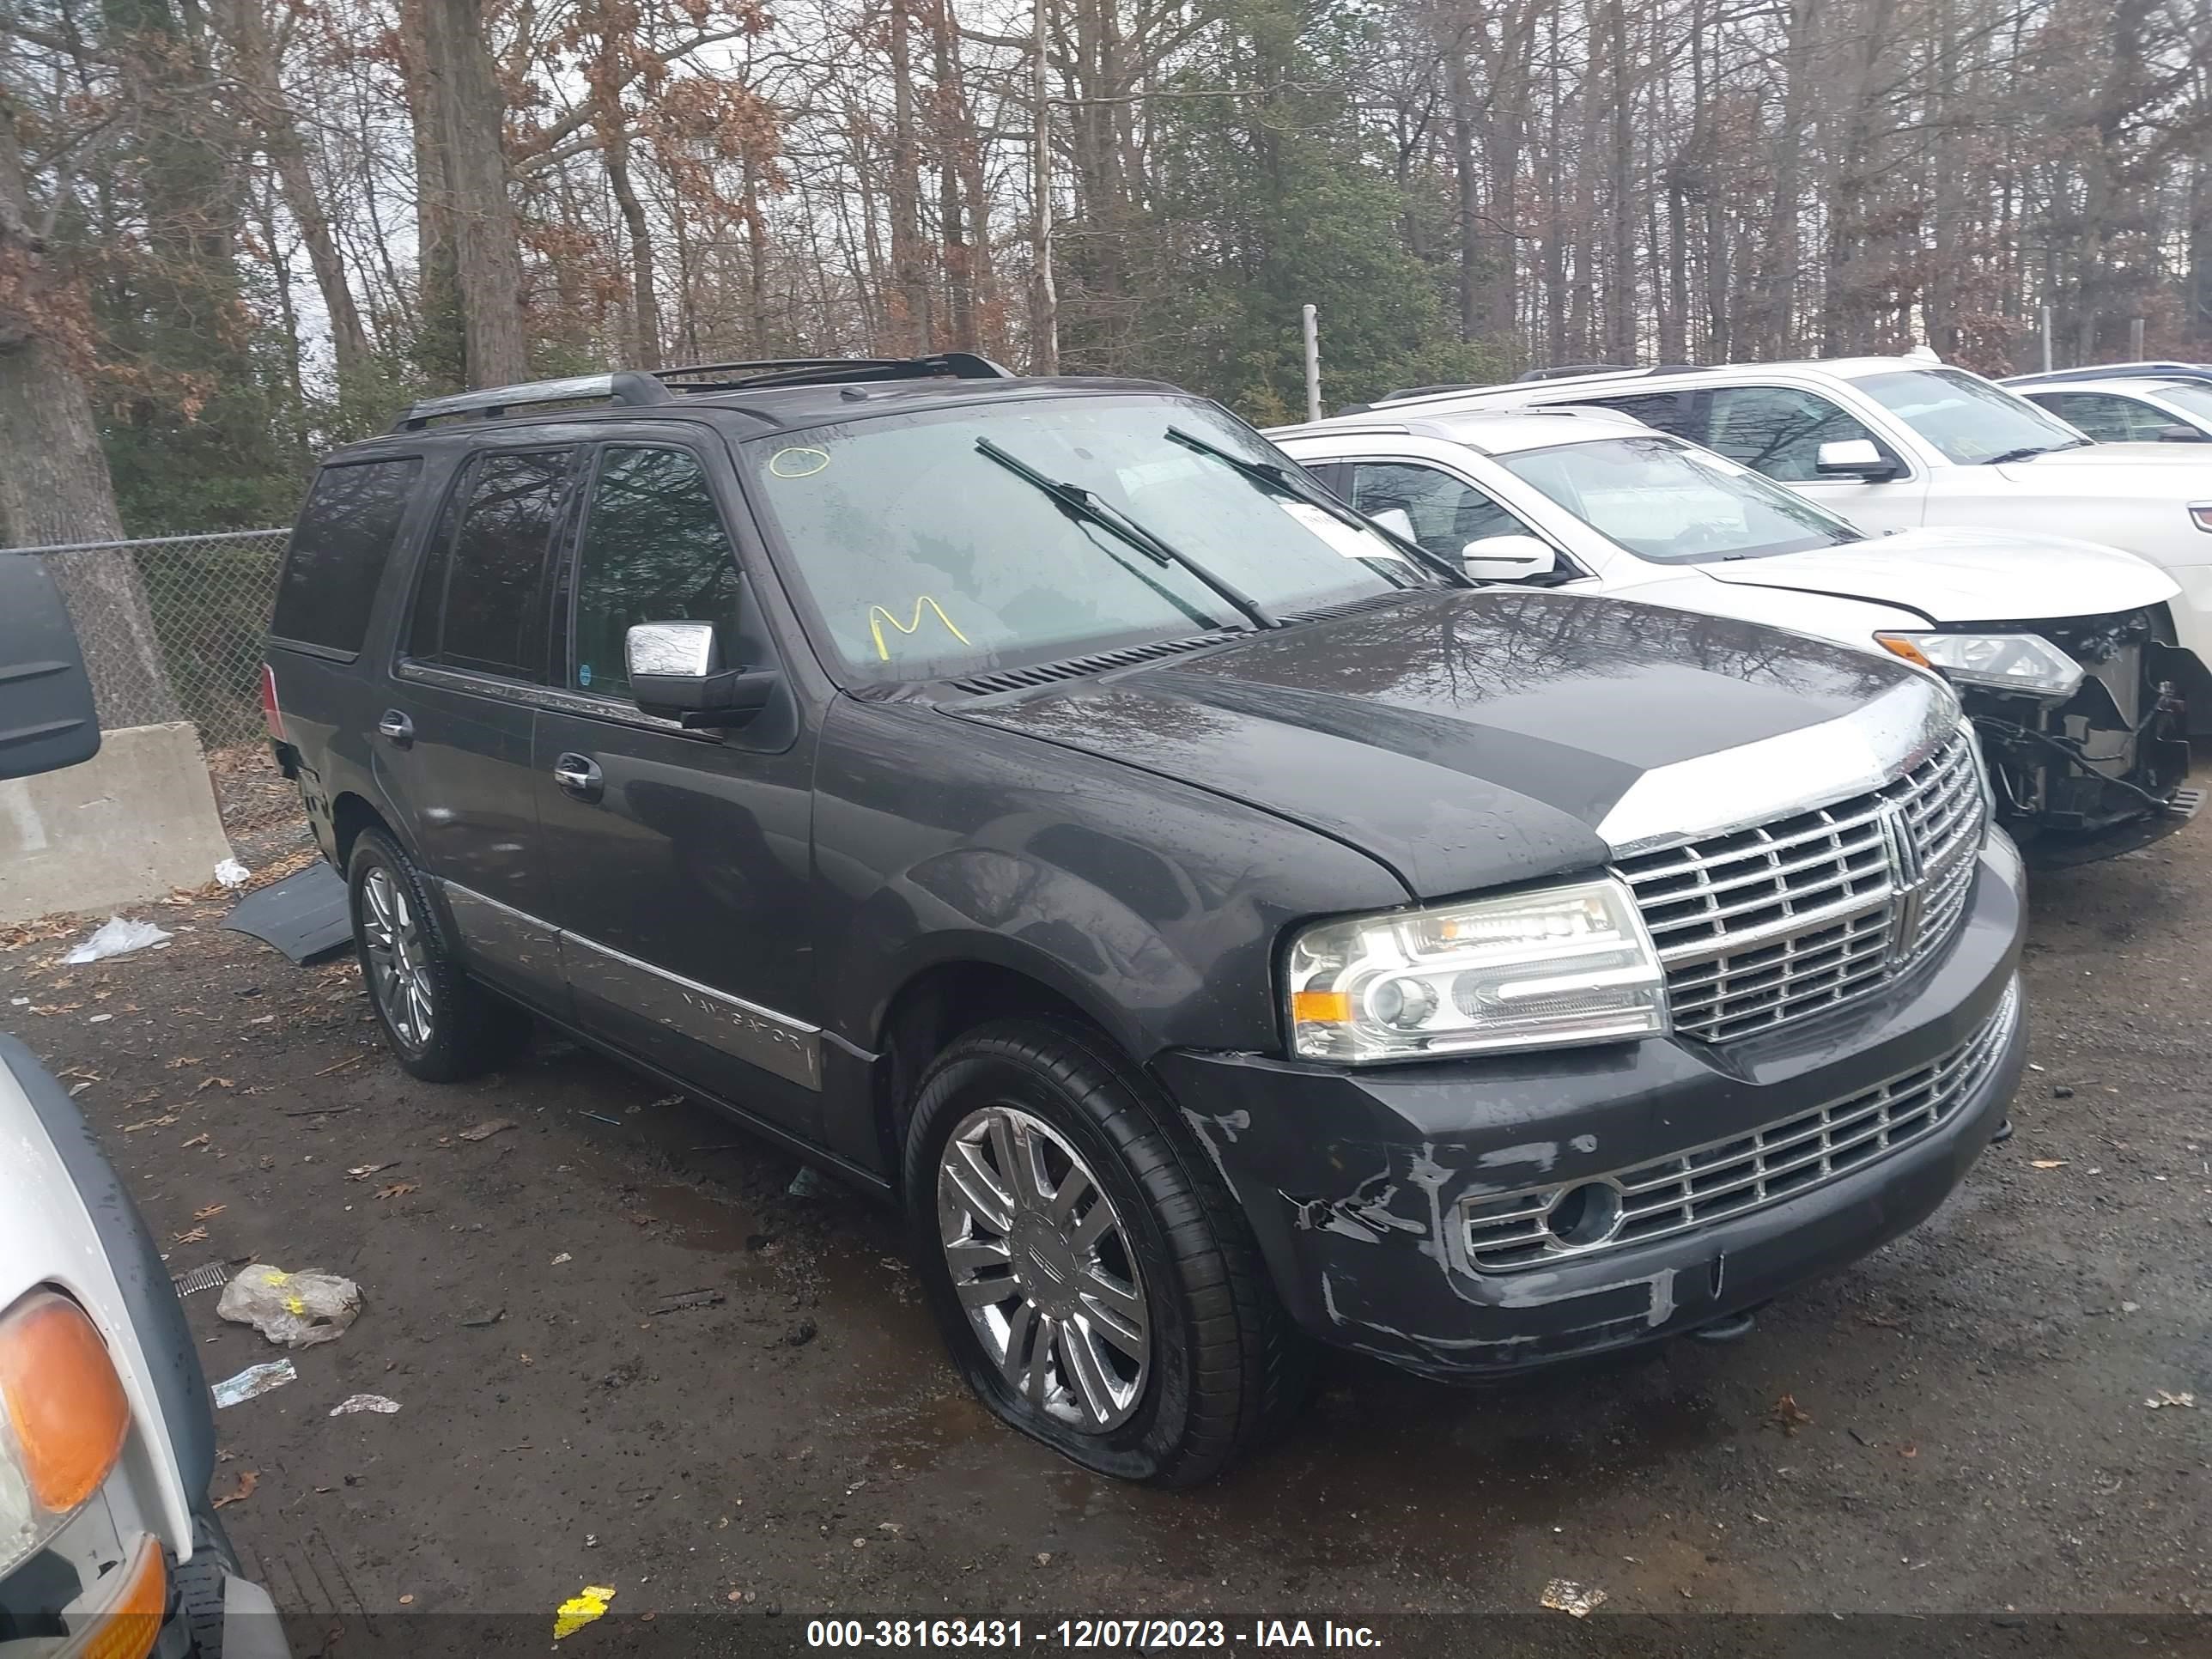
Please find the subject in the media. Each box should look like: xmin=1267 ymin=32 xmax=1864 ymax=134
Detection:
xmin=0 ymin=1291 xmax=131 ymax=1577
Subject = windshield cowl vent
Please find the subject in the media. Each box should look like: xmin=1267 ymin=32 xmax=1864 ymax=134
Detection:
xmin=948 ymin=633 xmax=1237 ymax=697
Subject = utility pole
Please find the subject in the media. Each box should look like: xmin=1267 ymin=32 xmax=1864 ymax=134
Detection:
xmin=1030 ymin=0 xmax=1059 ymax=375
xmin=2130 ymin=317 xmax=2146 ymax=360
xmin=1302 ymin=304 xmax=1321 ymax=422
xmin=2039 ymin=305 xmax=2053 ymax=373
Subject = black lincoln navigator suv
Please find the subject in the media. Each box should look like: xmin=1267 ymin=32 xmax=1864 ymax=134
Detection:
xmin=263 ymin=354 xmax=2027 ymax=1483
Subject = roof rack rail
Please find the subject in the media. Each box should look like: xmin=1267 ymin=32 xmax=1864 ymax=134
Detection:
xmin=2001 ymin=361 xmax=2212 ymax=389
xmin=1514 ymin=362 xmax=1644 ymax=382
xmin=654 ymin=351 xmax=1015 ymax=390
xmin=392 ymin=352 xmax=1018 ymax=432
xmin=394 ymin=369 xmax=672 ymax=431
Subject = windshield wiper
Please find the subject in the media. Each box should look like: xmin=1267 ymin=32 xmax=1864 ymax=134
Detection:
xmin=1164 ymin=425 xmax=1455 ymax=586
xmin=1980 ymin=437 xmax=2092 ymax=465
xmin=974 ymin=437 xmax=1279 ymax=630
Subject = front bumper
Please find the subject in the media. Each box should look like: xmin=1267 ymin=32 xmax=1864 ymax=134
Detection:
xmin=0 ymin=1493 xmax=289 ymax=1659
xmin=1152 ymin=838 xmax=2027 ymax=1380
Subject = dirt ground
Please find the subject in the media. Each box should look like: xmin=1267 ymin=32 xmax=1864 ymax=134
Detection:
xmin=6 ymin=750 xmax=2209 ymax=1644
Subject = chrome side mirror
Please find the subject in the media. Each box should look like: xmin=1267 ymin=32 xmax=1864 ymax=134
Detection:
xmin=1460 ymin=533 xmax=1558 ymax=583
xmin=626 ymin=620 xmax=719 ymax=681
xmin=1815 ymin=439 xmax=1899 ymax=480
xmin=625 ymin=621 xmax=777 ymax=728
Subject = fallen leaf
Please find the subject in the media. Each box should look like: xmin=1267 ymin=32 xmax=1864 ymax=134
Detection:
xmin=2030 ymin=1159 xmax=2069 ymax=1170
xmin=193 ymin=1077 xmax=234 ymax=1094
xmin=2145 ymin=1390 xmax=2197 ymax=1410
xmin=194 ymin=1203 xmax=227 ymax=1220
xmin=123 ymin=1114 xmax=179 ymax=1133
xmin=346 ymin=1163 xmax=397 ymax=1181
xmin=374 ymin=1182 xmax=418 ymax=1200
xmin=166 ymin=1054 xmax=203 ymax=1069
xmin=181 ymin=1133 xmax=210 ymax=1149
xmin=210 ymin=1470 xmax=258 ymax=1509
xmin=458 ymin=1117 xmax=517 ymax=1142
xmin=172 ymin=1226 xmax=209 ymax=1244
xmin=398 ymin=1595 xmax=415 ymax=1607
xmin=1899 ymin=1443 xmax=1918 ymax=1458
xmin=1769 ymin=1394 xmax=1814 ymax=1434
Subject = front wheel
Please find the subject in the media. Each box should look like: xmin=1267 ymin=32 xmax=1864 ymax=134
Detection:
xmin=902 ymin=1018 xmax=1311 ymax=1485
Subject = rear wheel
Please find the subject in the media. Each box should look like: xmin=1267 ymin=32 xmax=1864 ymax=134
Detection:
xmin=346 ymin=829 xmax=528 ymax=1082
xmin=902 ymin=1018 xmax=1311 ymax=1485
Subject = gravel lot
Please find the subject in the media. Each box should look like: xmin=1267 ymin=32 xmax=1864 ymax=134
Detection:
xmin=6 ymin=755 xmax=2208 ymax=1644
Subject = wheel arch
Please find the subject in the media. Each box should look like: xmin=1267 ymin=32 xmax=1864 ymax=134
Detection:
xmin=867 ymin=947 xmax=1133 ymax=1184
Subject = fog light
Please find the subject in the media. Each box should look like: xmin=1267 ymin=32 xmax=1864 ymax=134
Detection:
xmin=1542 ymin=1181 xmax=1625 ymax=1249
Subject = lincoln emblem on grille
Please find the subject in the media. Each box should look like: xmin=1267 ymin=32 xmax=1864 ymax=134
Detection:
xmin=1878 ymin=798 xmax=1928 ymax=964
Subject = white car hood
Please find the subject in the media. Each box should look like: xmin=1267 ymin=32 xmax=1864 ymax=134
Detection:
xmin=1697 ymin=526 xmax=2179 ymax=624
xmin=1995 ymin=441 xmax=2212 ymax=478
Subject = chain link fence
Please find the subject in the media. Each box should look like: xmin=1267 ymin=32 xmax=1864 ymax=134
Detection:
xmin=8 ymin=529 xmax=290 ymax=752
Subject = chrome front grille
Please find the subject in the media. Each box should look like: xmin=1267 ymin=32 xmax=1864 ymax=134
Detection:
xmin=1613 ymin=733 xmax=1985 ymax=1046
xmin=1458 ymin=979 xmax=2020 ymax=1272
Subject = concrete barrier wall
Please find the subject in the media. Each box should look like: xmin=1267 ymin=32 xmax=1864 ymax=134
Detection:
xmin=0 ymin=721 xmax=235 ymax=922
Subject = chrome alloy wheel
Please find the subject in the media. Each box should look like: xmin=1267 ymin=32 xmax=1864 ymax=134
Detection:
xmin=937 ymin=1104 xmax=1151 ymax=1431
xmin=361 ymin=867 xmax=434 ymax=1050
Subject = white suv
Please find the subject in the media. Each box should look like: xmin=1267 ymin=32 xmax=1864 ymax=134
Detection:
xmin=1352 ymin=356 xmax=2212 ymax=714
xmin=1272 ymin=405 xmax=2201 ymax=865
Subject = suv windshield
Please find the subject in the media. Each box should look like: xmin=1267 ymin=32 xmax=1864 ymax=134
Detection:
xmin=2148 ymin=380 xmax=2212 ymax=426
xmin=1852 ymin=368 xmax=2089 ymax=464
xmin=1499 ymin=434 xmax=1863 ymax=563
xmin=743 ymin=395 xmax=1436 ymax=683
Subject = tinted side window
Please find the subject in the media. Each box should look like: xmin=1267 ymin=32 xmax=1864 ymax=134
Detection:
xmin=270 ymin=459 xmax=422 ymax=653
xmin=570 ymin=447 xmax=742 ymax=699
xmin=1701 ymin=386 xmax=1880 ymax=482
xmin=1345 ymin=461 xmax=1534 ymax=558
xmin=2041 ymin=392 xmax=2154 ymax=442
xmin=1576 ymin=391 xmax=1703 ymax=440
xmin=406 ymin=451 xmax=573 ymax=681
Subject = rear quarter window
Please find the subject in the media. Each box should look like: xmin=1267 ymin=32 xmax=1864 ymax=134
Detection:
xmin=270 ymin=458 xmax=423 ymax=654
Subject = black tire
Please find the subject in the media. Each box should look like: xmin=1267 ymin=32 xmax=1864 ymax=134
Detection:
xmin=346 ymin=828 xmax=529 ymax=1083
xmin=902 ymin=1017 xmax=1312 ymax=1486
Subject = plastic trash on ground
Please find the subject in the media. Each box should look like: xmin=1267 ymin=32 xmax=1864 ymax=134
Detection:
xmin=64 ymin=917 xmax=173 ymax=964
xmin=215 ymin=858 xmax=252 ymax=889
xmin=211 ymin=1358 xmax=297 ymax=1408
xmin=553 ymin=1585 xmax=616 ymax=1640
xmin=330 ymin=1394 xmax=402 ymax=1417
xmin=1540 ymin=1579 xmax=1607 ymax=1618
xmin=217 ymin=1264 xmax=363 ymax=1349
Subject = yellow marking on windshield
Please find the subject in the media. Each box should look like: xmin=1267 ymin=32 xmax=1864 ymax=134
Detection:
xmin=769 ymin=446 xmax=832 ymax=477
xmin=869 ymin=596 xmax=972 ymax=660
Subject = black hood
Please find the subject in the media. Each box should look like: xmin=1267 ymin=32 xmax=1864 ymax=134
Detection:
xmin=947 ymin=590 xmax=1920 ymax=898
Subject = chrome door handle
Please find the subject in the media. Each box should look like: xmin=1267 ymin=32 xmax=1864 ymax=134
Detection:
xmin=551 ymin=753 xmax=604 ymax=802
xmin=376 ymin=709 xmax=414 ymax=744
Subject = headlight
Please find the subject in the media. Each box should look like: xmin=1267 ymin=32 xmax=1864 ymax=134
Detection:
xmin=1285 ymin=878 xmax=1668 ymax=1063
xmin=0 ymin=1291 xmax=131 ymax=1578
xmin=1875 ymin=631 xmax=2084 ymax=699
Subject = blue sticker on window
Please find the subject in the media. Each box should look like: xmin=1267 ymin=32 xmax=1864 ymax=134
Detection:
xmin=579 ymin=663 xmax=592 ymax=687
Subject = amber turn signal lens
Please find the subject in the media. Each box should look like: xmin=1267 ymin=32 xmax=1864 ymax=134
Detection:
xmin=1875 ymin=635 xmax=1932 ymax=669
xmin=72 ymin=1531 xmax=167 ymax=1659
xmin=0 ymin=1291 xmax=131 ymax=1513
xmin=1291 ymin=990 xmax=1352 ymax=1024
